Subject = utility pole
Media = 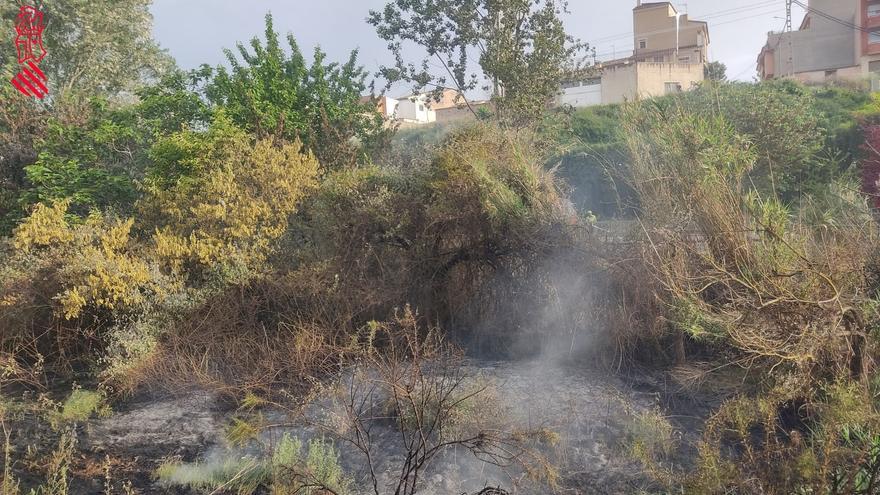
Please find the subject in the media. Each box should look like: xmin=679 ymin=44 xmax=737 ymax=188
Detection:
xmin=785 ymin=0 xmax=793 ymax=76
xmin=675 ymin=11 xmax=681 ymax=59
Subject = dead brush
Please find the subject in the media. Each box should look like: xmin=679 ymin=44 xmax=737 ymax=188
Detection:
xmin=306 ymin=306 xmax=560 ymax=495
xmin=108 ymin=273 xmax=370 ymax=399
xmin=620 ymin=100 xmax=878 ymax=382
xmin=611 ymin=96 xmax=880 ymax=493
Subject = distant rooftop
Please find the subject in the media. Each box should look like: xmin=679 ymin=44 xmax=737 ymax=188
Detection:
xmin=633 ymin=2 xmax=674 ymax=12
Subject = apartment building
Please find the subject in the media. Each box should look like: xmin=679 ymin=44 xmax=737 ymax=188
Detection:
xmin=558 ymin=2 xmax=708 ymax=108
xmin=632 ymin=1 xmax=709 ymax=64
xmin=757 ymin=0 xmax=880 ymax=85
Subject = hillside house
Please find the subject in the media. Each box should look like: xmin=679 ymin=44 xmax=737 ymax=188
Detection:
xmin=757 ymin=0 xmax=880 ymax=87
xmin=558 ymin=1 xmax=709 ymax=108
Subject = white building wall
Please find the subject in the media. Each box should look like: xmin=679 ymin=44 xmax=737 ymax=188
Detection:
xmin=396 ymin=96 xmax=437 ymax=123
xmin=557 ymin=80 xmax=603 ymax=108
xmin=383 ymin=97 xmax=400 ymax=119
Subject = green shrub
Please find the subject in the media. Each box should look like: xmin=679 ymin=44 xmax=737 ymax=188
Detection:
xmin=50 ymin=389 xmax=110 ymax=427
xmin=156 ymin=434 xmax=350 ymax=495
xmin=145 ymin=113 xmax=320 ymax=277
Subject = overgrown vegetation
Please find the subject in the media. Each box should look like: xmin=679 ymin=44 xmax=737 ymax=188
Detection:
xmin=6 ymin=1 xmax=880 ymax=493
xmin=369 ymin=0 xmax=590 ymax=125
xmin=607 ymin=90 xmax=880 ymax=494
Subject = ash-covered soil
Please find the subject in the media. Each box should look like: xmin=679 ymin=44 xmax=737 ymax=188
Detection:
xmin=7 ymin=362 xmax=709 ymax=494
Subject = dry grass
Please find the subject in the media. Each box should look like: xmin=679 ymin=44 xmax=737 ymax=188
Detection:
xmin=603 ymin=96 xmax=880 ymax=494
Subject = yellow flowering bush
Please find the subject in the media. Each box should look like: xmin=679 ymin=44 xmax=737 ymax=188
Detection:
xmin=145 ymin=117 xmax=320 ymax=274
xmin=1 ymin=115 xmax=322 ymax=383
xmin=9 ymin=204 xmax=158 ymax=320
xmin=12 ymin=200 xmax=74 ymax=251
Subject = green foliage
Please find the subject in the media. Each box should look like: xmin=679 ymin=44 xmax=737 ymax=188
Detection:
xmin=227 ymin=417 xmax=260 ymax=447
xmin=13 ymin=100 xmax=145 ymax=223
xmin=669 ymin=298 xmax=728 ymax=342
xmin=568 ymin=105 xmax=623 ymax=144
xmin=0 ymin=0 xmax=172 ymax=99
xmin=309 ymin=124 xmax=566 ymax=274
xmin=22 ymin=156 xmax=136 ymax=219
xmin=703 ymin=61 xmax=727 ymax=82
xmin=51 ymin=389 xmax=110 ymax=426
xmin=554 ymin=105 xmax=634 ymax=217
xmin=623 ymin=407 xmax=678 ymax=486
xmin=145 ymin=114 xmax=320 ymax=277
xmin=299 ymin=438 xmax=350 ymax=495
xmin=676 ymin=80 xmax=824 ymax=203
xmin=619 ymin=91 xmax=880 ymax=493
xmin=301 ymin=124 xmax=570 ymax=355
xmin=156 ymin=434 xmax=350 ymax=495
xmin=369 ymin=0 xmax=589 ymax=125
xmin=155 ymin=457 xmax=265 ymax=495
xmin=678 ymin=384 xmax=880 ymax=494
xmin=814 ymin=86 xmax=877 ymax=166
xmin=203 ymin=14 xmax=389 ymax=170
xmin=431 ymin=126 xmax=563 ymax=226
xmin=479 ymin=0 xmax=590 ymax=124
xmin=4 ymin=71 xmax=215 ymax=231
xmin=134 ymin=70 xmax=213 ymax=135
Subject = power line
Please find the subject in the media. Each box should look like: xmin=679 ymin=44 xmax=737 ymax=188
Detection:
xmin=590 ymin=7 xmax=781 ymax=61
xmin=589 ymin=0 xmax=779 ymax=45
xmin=591 ymin=0 xmax=777 ymax=43
xmin=791 ymin=0 xmax=867 ymax=33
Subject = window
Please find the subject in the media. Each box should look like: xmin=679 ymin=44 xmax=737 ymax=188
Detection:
xmin=638 ymin=39 xmax=647 ymax=49
xmin=418 ymin=104 xmax=425 ymax=111
xmin=560 ymin=81 xmax=580 ymax=89
xmin=869 ymin=2 xmax=880 ymax=18
xmin=678 ymin=56 xmax=691 ymax=63
xmin=870 ymin=28 xmax=880 ymax=44
xmin=664 ymin=82 xmax=682 ymax=94
xmin=870 ymin=60 xmax=880 ymax=73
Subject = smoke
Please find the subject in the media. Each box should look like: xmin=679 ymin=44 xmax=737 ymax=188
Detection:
xmin=155 ymin=242 xmax=653 ymax=494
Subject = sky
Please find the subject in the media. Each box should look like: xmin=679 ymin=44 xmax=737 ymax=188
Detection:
xmin=150 ymin=0 xmax=803 ymax=97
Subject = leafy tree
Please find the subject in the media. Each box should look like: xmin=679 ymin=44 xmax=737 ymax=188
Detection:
xmin=1 ymin=100 xmax=140 ymax=229
xmin=369 ymin=0 xmax=589 ymax=125
xmin=0 ymin=0 xmax=171 ymax=99
xmin=203 ymin=14 xmax=390 ymax=170
xmin=703 ymin=61 xmax=727 ymax=82
xmin=9 ymin=70 xmax=214 ymax=228
xmin=0 ymin=0 xmax=171 ymax=231
xmin=135 ymin=69 xmax=213 ymax=136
